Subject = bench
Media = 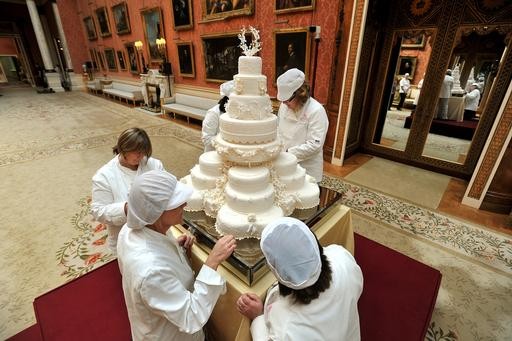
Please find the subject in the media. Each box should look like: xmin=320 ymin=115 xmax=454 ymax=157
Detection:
xmin=102 ymin=81 xmax=143 ymax=107
xmin=86 ymin=79 xmax=105 ymax=94
xmin=161 ymin=93 xmax=218 ymax=123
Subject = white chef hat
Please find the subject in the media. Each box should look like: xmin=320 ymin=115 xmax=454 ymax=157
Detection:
xmin=276 ymin=68 xmax=305 ymax=101
xmin=404 ymin=73 xmax=410 ymax=77
xmin=260 ymin=217 xmax=321 ymax=290
xmin=127 ymin=170 xmax=193 ymax=229
xmin=220 ymin=80 xmax=235 ymax=97
xmin=471 ymin=82 xmax=479 ymax=88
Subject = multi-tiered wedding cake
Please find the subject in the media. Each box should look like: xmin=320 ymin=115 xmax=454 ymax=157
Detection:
xmin=181 ymin=27 xmax=319 ymax=239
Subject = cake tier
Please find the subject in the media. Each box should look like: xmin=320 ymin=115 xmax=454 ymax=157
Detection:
xmin=226 ymin=94 xmax=273 ymax=120
xmin=181 ymin=175 xmax=204 ymax=211
xmin=273 ymin=152 xmax=299 ymax=176
xmin=287 ymin=176 xmax=320 ymax=209
xmin=227 ymin=166 xmax=270 ymax=192
xmin=215 ymin=204 xmax=284 ymax=239
xmin=198 ymin=151 xmax=223 ymax=176
xmin=279 ymin=165 xmax=306 ymax=191
xmin=219 ymin=114 xmax=277 ymax=144
xmin=233 ymin=74 xmax=267 ymax=96
xmin=225 ymin=183 xmax=274 ymax=213
xmin=190 ymin=165 xmax=219 ymax=191
xmin=214 ymin=135 xmax=282 ymax=164
xmin=238 ymin=56 xmax=262 ymax=75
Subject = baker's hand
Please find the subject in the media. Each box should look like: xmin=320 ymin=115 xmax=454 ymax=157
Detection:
xmin=177 ymin=234 xmax=195 ymax=250
xmin=205 ymin=235 xmax=236 ymax=270
xmin=237 ymin=293 xmax=263 ymax=320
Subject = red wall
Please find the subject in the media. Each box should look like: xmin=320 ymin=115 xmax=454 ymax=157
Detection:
xmin=400 ymin=35 xmax=433 ymax=86
xmin=71 ymin=0 xmax=341 ymax=103
xmin=0 ymin=37 xmax=17 ymax=55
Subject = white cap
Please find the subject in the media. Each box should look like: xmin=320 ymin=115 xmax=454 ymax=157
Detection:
xmin=260 ymin=217 xmax=321 ymax=290
xmin=471 ymin=82 xmax=479 ymax=88
xmin=220 ymin=80 xmax=235 ymax=97
xmin=276 ymin=68 xmax=305 ymax=101
xmin=127 ymin=170 xmax=193 ymax=229
xmin=404 ymin=73 xmax=410 ymax=77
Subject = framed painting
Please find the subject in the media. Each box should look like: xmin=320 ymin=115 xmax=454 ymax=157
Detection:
xmin=104 ymin=48 xmax=117 ymax=71
xmin=83 ymin=16 xmax=97 ymax=40
xmin=95 ymin=7 xmax=111 ymax=37
xmin=171 ymin=0 xmax=193 ymax=30
xmin=125 ymin=43 xmax=139 ymax=74
xmin=202 ymin=32 xmax=251 ymax=82
xmin=275 ymin=0 xmax=315 ymax=14
xmin=117 ymin=50 xmax=127 ymax=70
xmin=202 ymin=0 xmax=254 ymax=21
xmin=274 ymin=28 xmax=311 ymax=81
xmin=397 ymin=56 xmax=417 ymax=76
xmin=96 ymin=50 xmax=106 ymax=71
xmin=89 ymin=48 xmax=98 ymax=70
xmin=177 ymin=42 xmax=195 ymax=77
xmin=141 ymin=7 xmax=164 ymax=62
xmin=111 ymin=2 xmax=131 ymax=35
xmin=402 ymin=33 xmax=426 ymax=49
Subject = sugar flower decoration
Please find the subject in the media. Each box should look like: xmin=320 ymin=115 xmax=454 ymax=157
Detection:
xmin=238 ymin=26 xmax=261 ymax=56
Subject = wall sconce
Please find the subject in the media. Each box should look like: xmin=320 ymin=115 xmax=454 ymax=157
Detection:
xmin=134 ymin=40 xmax=147 ymax=74
xmin=156 ymin=37 xmax=166 ymax=50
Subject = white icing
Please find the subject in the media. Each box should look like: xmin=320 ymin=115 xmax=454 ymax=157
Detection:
xmin=227 ymin=167 xmax=270 ymax=191
xmin=273 ymin=152 xmax=299 ymax=175
xmin=234 ymin=75 xmax=267 ymax=96
xmin=190 ymin=165 xmax=218 ymax=190
xmin=219 ymin=114 xmax=277 ymax=144
xmin=225 ymin=184 xmax=275 ymax=213
xmin=238 ymin=56 xmax=262 ymax=75
xmin=214 ymin=135 xmax=282 ymax=164
xmin=215 ymin=205 xmax=283 ymax=239
xmin=198 ymin=151 xmax=224 ymax=176
xmin=226 ymin=94 xmax=273 ymax=120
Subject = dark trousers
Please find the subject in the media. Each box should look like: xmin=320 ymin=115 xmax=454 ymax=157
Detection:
xmin=464 ymin=109 xmax=476 ymax=121
xmin=397 ymin=93 xmax=406 ymax=109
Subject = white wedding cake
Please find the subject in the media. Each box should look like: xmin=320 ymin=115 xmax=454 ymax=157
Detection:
xmin=181 ymin=27 xmax=319 ymax=239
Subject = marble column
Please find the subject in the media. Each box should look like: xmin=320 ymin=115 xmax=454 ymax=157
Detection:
xmin=51 ymin=0 xmax=73 ymax=71
xmin=26 ymin=0 xmax=54 ymax=71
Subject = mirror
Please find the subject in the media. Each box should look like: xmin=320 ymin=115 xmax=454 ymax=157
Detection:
xmin=422 ymin=28 xmax=507 ymax=163
xmin=373 ymin=30 xmax=434 ymax=151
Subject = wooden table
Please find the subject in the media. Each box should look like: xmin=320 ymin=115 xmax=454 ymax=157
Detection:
xmin=171 ymin=203 xmax=354 ymax=341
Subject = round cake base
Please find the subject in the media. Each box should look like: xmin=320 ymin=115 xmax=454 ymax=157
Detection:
xmin=215 ymin=205 xmax=284 ymax=239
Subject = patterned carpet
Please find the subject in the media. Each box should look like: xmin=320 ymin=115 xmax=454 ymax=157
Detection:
xmin=0 ymin=89 xmax=510 ymax=340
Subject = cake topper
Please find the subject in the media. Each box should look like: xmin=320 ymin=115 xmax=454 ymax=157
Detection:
xmin=238 ymin=26 xmax=261 ymax=56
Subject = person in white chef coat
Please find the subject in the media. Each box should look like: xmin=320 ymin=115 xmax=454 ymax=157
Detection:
xmin=276 ymin=68 xmax=328 ymax=183
xmin=117 ymin=170 xmax=237 ymax=341
xmin=237 ymin=217 xmax=363 ymax=341
xmin=201 ymin=80 xmax=234 ymax=152
xmin=91 ymin=127 xmax=164 ymax=254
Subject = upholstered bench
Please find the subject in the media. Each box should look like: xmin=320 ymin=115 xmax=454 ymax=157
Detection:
xmin=86 ymin=79 xmax=104 ymax=94
xmin=161 ymin=93 xmax=218 ymax=123
xmin=103 ymin=81 xmax=143 ymax=107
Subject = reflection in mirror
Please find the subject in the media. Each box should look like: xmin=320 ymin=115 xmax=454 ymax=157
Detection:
xmin=422 ymin=29 xmax=507 ymax=163
xmin=373 ymin=30 xmax=433 ymax=151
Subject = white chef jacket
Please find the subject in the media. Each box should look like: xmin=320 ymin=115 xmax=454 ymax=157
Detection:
xmin=464 ymin=89 xmax=480 ymax=111
xmin=413 ymin=79 xmax=423 ymax=106
xmin=277 ymin=97 xmax=328 ymax=182
xmin=117 ymin=226 xmax=226 ymax=341
xmin=440 ymin=75 xmax=454 ymax=98
xmin=202 ymin=104 xmax=221 ymax=152
xmin=250 ymin=245 xmax=363 ymax=341
xmin=399 ymin=77 xmax=410 ymax=94
xmin=91 ymin=156 xmax=164 ymax=253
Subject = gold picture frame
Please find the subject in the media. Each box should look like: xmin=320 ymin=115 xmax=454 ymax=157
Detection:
xmin=111 ymin=2 xmax=131 ymax=35
xmin=177 ymin=42 xmax=195 ymax=77
xmin=125 ymin=43 xmax=139 ymax=74
xmin=202 ymin=0 xmax=254 ymax=21
xmin=117 ymin=50 xmax=127 ymax=71
xmin=202 ymin=31 xmax=251 ymax=82
xmin=141 ymin=7 xmax=164 ymax=62
xmin=83 ymin=16 xmax=97 ymax=41
xmin=95 ymin=7 xmax=112 ymax=37
xmin=274 ymin=27 xmax=311 ymax=81
xmin=275 ymin=0 xmax=315 ymax=14
xmin=104 ymin=48 xmax=117 ymax=71
xmin=402 ymin=33 xmax=426 ymax=49
xmin=171 ymin=0 xmax=193 ymax=30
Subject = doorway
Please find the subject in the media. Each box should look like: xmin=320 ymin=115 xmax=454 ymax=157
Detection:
xmin=346 ymin=0 xmax=512 ymax=179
